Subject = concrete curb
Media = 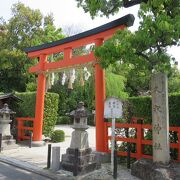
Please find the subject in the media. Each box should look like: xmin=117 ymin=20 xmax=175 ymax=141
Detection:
xmin=0 ymin=155 xmax=64 ymax=180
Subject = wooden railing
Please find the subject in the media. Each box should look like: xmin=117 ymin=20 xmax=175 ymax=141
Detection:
xmin=16 ymin=117 xmax=34 ymax=141
xmin=105 ymin=122 xmax=180 ymax=162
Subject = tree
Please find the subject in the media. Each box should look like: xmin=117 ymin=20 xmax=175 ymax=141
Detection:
xmin=0 ymin=2 xmax=64 ymax=92
xmin=76 ymin=0 xmax=123 ymax=18
xmin=106 ymin=70 xmax=128 ymax=98
xmin=49 ymin=67 xmax=128 ymax=125
xmin=168 ymin=65 xmax=180 ymax=93
xmin=76 ymin=0 xmax=180 ymax=94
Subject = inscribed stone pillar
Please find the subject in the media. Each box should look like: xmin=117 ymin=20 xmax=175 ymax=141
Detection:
xmin=51 ymin=146 xmax=60 ymax=171
xmin=151 ymin=73 xmax=170 ymax=164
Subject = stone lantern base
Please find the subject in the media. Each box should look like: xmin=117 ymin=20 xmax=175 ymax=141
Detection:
xmin=61 ymin=148 xmax=100 ymax=175
xmin=61 ymin=128 xmax=100 ymax=175
xmin=1 ymin=136 xmax=17 ymax=150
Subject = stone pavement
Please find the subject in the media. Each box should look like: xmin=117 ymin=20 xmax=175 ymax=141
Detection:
xmin=0 ymin=125 xmax=140 ymax=179
xmin=0 ymin=161 xmax=50 ymax=180
xmin=0 ymin=125 xmax=96 ymax=168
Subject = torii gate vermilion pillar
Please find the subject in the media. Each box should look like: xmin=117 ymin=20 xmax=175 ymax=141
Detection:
xmin=24 ymin=14 xmax=134 ymax=150
xmin=33 ymin=54 xmax=47 ymax=141
xmin=95 ymin=38 xmax=106 ymax=151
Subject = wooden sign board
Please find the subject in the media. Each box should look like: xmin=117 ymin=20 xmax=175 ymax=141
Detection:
xmin=104 ymin=97 xmax=123 ymax=119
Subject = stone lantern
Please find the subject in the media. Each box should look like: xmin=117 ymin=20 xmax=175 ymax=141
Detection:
xmin=0 ymin=103 xmax=16 ymax=150
xmin=69 ymin=101 xmax=89 ymax=149
xmin=61 ymin=102 xmax=99 ymax=175
xmin=0 ymin=103 xmax=16 ymax=137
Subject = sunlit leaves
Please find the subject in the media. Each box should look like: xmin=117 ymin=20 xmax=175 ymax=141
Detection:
xmin=91 ymin=0 xmax=180 ymax=73
xmin=0 ymin=2 xmax=64 ymax=92
xmin=106 ymin=71 xmax=128 ymax=98
xmin=76 ymin=0 xmax=123 ymax=18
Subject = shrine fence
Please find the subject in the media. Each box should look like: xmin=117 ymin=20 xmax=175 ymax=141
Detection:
xmin=104 ymin=122 xmax=180 ymax=162
xmin=16 ymin=117 xmax=34 ymax=141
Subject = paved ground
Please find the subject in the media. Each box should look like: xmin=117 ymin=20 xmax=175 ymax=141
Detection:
xmin=0 ymin=125 xmax=140 ymax=179
xmin=1 ymin=125 xmax=96 ymax=168
xmin=0 ymin=161 xmax=50 ymax=180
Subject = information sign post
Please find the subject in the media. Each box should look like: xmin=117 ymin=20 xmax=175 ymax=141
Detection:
xmin=104 ymin=97 xmax=123 ymax=173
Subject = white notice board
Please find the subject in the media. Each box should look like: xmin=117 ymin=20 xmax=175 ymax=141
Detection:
xmin=104 ymin=97 xmax=123 ymax=119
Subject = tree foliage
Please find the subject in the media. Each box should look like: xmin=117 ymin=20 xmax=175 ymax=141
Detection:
xmin=49 ymin=68 xmax=127 ymax=120
xmin=168 ymin=66 xmax=180 ymax=93
xmin=0 ymin=2 xmax=64 ymax=92
xmin=94 ymin=0 xmax=179 ymax=70
xmin=76 ymin=0 xmax=180 ymax=94
xmin=76 ymin=0 xmax=123 ymax=18
xmin=106 ymin=68 xmax=128 ymax=98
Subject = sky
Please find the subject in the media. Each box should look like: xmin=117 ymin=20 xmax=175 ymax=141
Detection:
xmin=0 ymin=0 xmax=140 ymax=31
xmin=0 ymin=0 xmax=179 ymax=68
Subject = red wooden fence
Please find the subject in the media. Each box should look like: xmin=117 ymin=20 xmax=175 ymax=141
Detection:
xmin=16 ymin=117 xmax=34 ymax=141
xmin=104 ymin=122 xmax=180 ymax=162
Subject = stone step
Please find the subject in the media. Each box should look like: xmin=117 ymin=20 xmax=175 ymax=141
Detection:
xmin=61 ymin=161 xmax=99 ymax=175
xmin=61 ymin=153 xmax=96 ymax=166
xmin=66 ymin=148 xmax=92 ymax=156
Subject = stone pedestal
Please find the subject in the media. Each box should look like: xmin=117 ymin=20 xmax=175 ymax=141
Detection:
xmin=61 ymin=129 xmax=100 ymax=175
xmin=70 ymin=130 xmax=89 ymax=149
xmin=151 ymin=73 xmax=170 ymax=164
xmin=1 ymin=136 xmax=17 ymax=150
xmin=61 ymin=148 xmax=100 ymax=175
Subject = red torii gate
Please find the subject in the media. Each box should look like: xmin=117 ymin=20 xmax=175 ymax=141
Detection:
xmin=25 ymin=14 xmax=134 ymax=152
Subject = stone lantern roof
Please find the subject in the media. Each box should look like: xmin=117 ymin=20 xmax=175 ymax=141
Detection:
xmin=74 ymin=102 xmax=88 ymax=118
xmin=68 ymin=102 xmax=92 ymax=119
xmin=0 ymin=103 xmax=16 ymax=115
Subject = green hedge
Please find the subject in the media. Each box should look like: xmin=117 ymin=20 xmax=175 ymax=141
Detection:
xmin=56 ymin=116 xmax=72 ymax=125
xmin=51 ymin=130 xmax=65 ymax=142
xmin=15 ymin=92 xmax=36 ymax=117
xmin=128 ymin=92 xmax=180 ymax=126
xmin=15 ymin=92 xmax=59 ymax=137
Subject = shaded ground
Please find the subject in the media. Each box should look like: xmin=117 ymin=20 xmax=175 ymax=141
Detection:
xmin=0 ymin=161 xmax=50 ymax=180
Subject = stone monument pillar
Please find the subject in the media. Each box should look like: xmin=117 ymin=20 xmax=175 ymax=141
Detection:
xmin=61 ymin=102 xmax=99 ymax=175
xmin=151 ymin=73 xmax=170 ymax=164
xmin=131 ymin=73 xmax=171 ymax=179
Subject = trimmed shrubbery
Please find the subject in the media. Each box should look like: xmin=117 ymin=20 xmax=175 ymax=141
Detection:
xmin=43 ymin=93 xmax=59 ymax=137
xmin=15 ymin=92 xmax=59 ymax=137
xmin=51 ymin=130 xmax=65 ymax=142
xmin=56 ymin=116 xmax=72 ymax=125
xmin=15 ymin=92 xmax=36 ymax=117
xmin=128 ymin=92 xmax=180 ymax=126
